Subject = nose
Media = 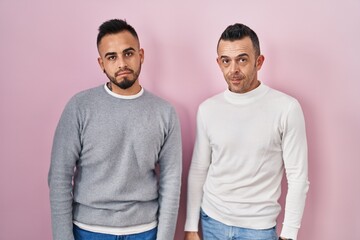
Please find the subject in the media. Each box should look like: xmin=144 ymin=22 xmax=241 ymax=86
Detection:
xmin=117 ymin=56 xmax=127 ymax=69
xmin=229 ymin=62 xmax=240 ymax=74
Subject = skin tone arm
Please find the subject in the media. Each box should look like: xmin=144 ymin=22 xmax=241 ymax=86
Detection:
xmin=184 ymin=231 xmax=201 ymax=240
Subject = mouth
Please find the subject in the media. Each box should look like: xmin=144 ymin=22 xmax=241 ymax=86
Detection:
xmin=116 ymin=71 xmax=132 ymax=77
xmin=229 ymin=72 xmax=245 ymax=82
xmin=230 ymin=77 xmax=243 ymax=83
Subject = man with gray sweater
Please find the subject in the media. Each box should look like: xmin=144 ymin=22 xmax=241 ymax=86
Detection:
xmin=48 ymin=19 xmax=182 ymax=240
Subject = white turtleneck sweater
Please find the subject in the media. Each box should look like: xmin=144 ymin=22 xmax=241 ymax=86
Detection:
xmin=185 ymin=83 xmax=309 ymax=240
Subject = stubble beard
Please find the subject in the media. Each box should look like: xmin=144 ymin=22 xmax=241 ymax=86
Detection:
xmin=227 ymin=64 xmax=258 ymax=93
xmin=227 ymin=72 xmax=246 ymax=93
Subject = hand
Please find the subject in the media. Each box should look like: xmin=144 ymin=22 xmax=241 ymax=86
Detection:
xmin=184 ymin=231 xmax=201 ymax=240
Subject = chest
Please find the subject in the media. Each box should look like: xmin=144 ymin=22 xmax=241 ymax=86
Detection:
xmin=203 ymin=103 xmax=284 ymax=154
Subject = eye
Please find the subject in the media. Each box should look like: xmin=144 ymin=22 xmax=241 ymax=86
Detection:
xmin=107 ymin=55 xmax=116 ymax=61
xmin=221 ymin=58 xmax=230 ymax=64
xmin=124 ymin=51 xmax=134 ymax=57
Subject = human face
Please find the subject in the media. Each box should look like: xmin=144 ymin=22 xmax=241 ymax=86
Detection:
xmin=217 ymin=37 xmax=264 ymax=94
xmin=97 ymin=31 xmax=144 ymax=95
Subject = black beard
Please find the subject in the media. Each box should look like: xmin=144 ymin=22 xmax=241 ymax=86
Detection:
xmin=110 ymin=77 xmax=136 ymax=89
xmin=104 ymin=64 xmax=141 ymax=90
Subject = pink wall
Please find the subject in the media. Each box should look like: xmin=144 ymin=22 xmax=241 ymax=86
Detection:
xmin=1 ymin=0 xmax=359 ymax=239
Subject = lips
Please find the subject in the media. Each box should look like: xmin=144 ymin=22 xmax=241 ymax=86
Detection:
xmin=116 ymin=70 xmax=132 ymax=77
xmin=229 ymin=73 xmax=245 ymax=82
xmin=230 ymin=77 xmax=244 ymax=82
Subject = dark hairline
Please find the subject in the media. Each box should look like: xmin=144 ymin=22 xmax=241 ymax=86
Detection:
xmin=217 ymin=23 xmax=261 ymax=57
xmin=97 ymin=30 xmax=140 ymax=48
xmin=96 ymin=19 xmax=139 ymax=48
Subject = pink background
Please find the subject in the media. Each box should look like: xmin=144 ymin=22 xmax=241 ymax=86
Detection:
xmin=1 ymin=0 xmax=359 ymax=239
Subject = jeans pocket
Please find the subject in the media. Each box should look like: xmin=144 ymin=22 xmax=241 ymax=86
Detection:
xmin=200 ymin=208 xmax=210 ymax=220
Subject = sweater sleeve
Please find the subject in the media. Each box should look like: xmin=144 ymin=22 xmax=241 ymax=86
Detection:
xmin=184 ymin=107 xmax=212 ymax=232
xmin=156 ymin=107 xmax=182 ymax=240
xmin=48 ymin=98 xmax=81 ymax=240
xmin=280 ymin=100 xmax=310 ymax=240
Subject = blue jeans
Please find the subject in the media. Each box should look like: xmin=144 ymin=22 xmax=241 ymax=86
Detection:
xmin=200 ymin=209 xmax=278 ymax=240
xmin=73 ymin=224 xmax=157 ymax=240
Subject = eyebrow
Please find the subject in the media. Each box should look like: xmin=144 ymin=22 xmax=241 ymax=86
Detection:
xmin=123 ymin=47 xmax=136 ymax=53
xmin=104 ymin=52 xmax=117 ymax=58
xmin=220 ymin=53 xmax=249 ymax=59
xmin=104 ymin=47 xmax=136 ymax=58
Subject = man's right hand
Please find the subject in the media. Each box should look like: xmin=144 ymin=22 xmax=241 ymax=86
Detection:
xmin=184 ymin=231 xmax=201 ymax=240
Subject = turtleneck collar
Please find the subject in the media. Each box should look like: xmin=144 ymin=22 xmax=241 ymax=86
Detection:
xmin=224 ymin=82 xmax=269 ymax=105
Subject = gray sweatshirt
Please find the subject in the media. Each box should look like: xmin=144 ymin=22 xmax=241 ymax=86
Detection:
xmin=48 ymin=85 xmax=182 ymax=240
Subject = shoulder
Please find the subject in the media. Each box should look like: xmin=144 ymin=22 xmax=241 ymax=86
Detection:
xmin=142 ymin=90 xmax=180 ymax=128
xmin=264 ymin=86 xmax=304 ymax=119
xmin=143 ymin=89 xmax=175 ymax=110
xmin=199 ymin=92 xmax=225 ymax=110
xmin=265 ymin=86 xmax=300 ymax=108
xmin=65 ymin=85 xmax=104 ymax=107
xmin=71 ymin=85 xmax=104 ymax=101
xmin=58 ymin=86 xmax=104 ymax=117
xmin=193 ymin=92 xmax=226 ymax=124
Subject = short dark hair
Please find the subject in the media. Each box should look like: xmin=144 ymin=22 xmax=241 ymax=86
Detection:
xmin=217 ymin=23 xmax=261 ymax=57
xmin=97 ymin=19 xmax=139 ymax=47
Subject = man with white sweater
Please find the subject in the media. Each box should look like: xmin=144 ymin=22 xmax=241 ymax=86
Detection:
xmin=48 ymin=19 xmax=182 ymax=240
xmin=184 ymin=23 xmax=309 ymax=240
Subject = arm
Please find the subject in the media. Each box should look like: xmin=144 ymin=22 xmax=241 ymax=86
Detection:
xmin=156 ymin=107 xmax=182 ymax=240
xmin=280 ymin=100 xmax=310 ymax=240
xmin=184 ymin=108 xmax=212 ymax=238
xmin=48 ymin=98 xmax=81 ymax=240
xmin=184 ymin=231 xmax=201 ymax=240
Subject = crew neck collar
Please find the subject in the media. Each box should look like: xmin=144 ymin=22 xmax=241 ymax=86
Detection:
xmin=103 ymin=84 xmax=144 ymax=99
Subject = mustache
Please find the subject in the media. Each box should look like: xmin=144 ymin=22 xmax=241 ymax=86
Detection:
xmin=115 ymin=67 xmax=134 ymax=76
xmin=229 ymin=73 xmax=245 ymax=79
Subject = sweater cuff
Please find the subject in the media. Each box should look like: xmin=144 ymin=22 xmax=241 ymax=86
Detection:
xmin=184 ymin=219 xmax=199 ymax=232
xmin=280 ymin=225 xmax=298 ymax=240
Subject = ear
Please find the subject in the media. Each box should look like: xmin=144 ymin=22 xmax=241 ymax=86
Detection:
xmin=97 ymin=57 xmax=105 ymax=73
xmin=216 ymin=57 xmax=221 ymax=68
xmin=256 ymin=55 xmax=265 ymax=70
xmin=139 ymin=48 xmax=145 ymax=64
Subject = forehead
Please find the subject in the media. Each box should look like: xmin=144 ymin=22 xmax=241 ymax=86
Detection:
xmin=217 ymin=37 xmax=255 ymax=57
xmin=98 ymin=31 xmax=139 ymax=54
